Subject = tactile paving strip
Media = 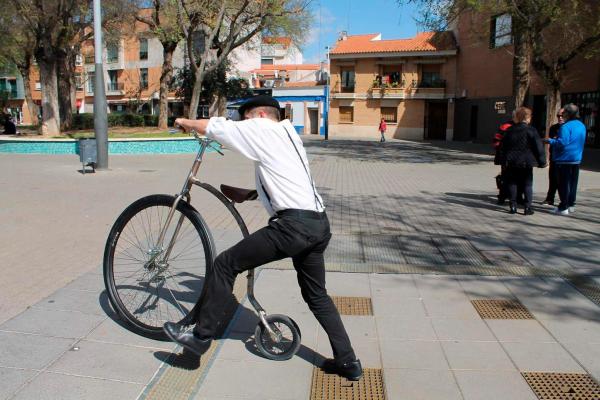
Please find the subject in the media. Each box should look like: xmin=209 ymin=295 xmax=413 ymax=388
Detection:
xmin=568 ymin=276 xmax=600 ymax=307
xmin=332 ymin=296 xmax=373 ymax=316
xmin=471 ymin=299 xmax=534 ymax=319
xmin=310 ymin=367 xmax=386 ymax=400
xmin=522 ymin=372 xmax=600 ymax=399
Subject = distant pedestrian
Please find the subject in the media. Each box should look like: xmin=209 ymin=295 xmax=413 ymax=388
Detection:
xmin=541 ymin=108 xmax=564 ymax=206
xmin=545 ymin=104 xmax=586 ymax=215
xmin=2 ymin=114 xmax=16 ymax=135
xmin=499 ymin=107 xmax=546 ymax=215
xmin=378 ymin=118 xmax=386 ymax=143
xmin=493 ymin=117 xmax=514 ymax=204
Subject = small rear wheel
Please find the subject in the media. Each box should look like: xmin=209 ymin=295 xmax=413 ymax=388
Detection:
xmin=254 ymin=314 xmax=301 ymax=361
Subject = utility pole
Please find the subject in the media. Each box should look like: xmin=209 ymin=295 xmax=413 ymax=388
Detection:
xmin=324 ymin=46 xmax=330 ymax=141
xmin=94 ymin=0 xmax=109 ymax=169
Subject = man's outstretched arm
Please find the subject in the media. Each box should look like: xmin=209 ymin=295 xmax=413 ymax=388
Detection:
xmin=174 ymin=118 xmax=210 ymax=135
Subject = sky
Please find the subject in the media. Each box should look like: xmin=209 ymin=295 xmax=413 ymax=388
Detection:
xmin=302 ymin=0 xmax=422 ymax=64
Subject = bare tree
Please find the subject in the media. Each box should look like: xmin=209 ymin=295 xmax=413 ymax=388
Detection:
xmin=179 ymin=0 xmax=311 ymax=119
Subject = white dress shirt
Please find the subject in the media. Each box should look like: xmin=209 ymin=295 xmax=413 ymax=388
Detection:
xmin=205 ymin=117 xmax=325 ymax=216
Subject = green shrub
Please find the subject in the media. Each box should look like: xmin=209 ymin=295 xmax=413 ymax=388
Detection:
xmin=73 ymin=112 xmax=160 ymax=129
xmin=143 ymin=114 xmax=159 ymax=126
xmin=73 ymin=113 xmax=95 ymax=129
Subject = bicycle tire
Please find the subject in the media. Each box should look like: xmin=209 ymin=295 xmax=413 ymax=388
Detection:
xmin=254 ymin=314 xmax=301 ymax=361
xmin=103 ymin=194 xmax=214 ymax=340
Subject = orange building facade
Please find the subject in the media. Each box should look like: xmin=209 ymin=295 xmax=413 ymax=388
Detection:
xmin=328 ymin=32 xmax=458 ymax=140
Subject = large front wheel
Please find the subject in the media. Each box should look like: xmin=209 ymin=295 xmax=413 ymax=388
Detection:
xmin=103 ymin=194 xmax=214 ymax=340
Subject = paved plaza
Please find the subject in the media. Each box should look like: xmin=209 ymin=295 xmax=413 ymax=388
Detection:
xmin=1 ymin=137 xmax=600 ymax=399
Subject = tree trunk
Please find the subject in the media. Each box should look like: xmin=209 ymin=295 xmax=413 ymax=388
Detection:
xmin=18 ymin=66 xmax=39 ymax=127
xmin=208 ymin=93 xmax=226 ymax=117
xmin=38 ymin=59 xmax=61 ymax=135
xmin=512 ymin=25 xmax=531 ymax=109
xmin=188 ymin=69 xmax=205 ymax=120
xmin=158 ymin=46 xmax=176 ymax=129
xmin=57 ymin=53 xmax=74 ymax=131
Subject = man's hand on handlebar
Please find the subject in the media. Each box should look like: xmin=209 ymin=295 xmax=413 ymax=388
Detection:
xmin=173 ymin=118 xmax=210 ymax=136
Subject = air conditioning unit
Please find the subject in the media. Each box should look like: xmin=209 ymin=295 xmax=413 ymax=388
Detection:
xmin=75 ymin=55 xmax=83 ymax=66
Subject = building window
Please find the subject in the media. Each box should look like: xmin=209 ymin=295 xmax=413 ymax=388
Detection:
xmin=340 ymin=68 xmax=355 ymax=93
xmin=381 ymin=107 xmax=397 ymax=123
xmin=339 ymin=106 xmax=354 ymax=123
xmin=140 ymin=68 xmax=148 ymax=89
xmin=261 ymin=58 xmax=274 ymax=65
xmin=107 ymin=70 xmax=119 ymax=91
xmin=87 ymin=72 xmax=95 ymax=93
xmin=107 ymin=42 xmax=119 ymax=63
xmin=139 ymin=38 xmax=148 ymax=60
xmin=382 ymin=66 xmax=403 ymax=86
xmin=490 ymin=13 xmax=512 ymax=48
xmin=75 ymin=73 xmax=83 ymax=90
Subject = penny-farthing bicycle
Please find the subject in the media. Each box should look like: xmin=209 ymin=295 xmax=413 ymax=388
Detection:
xmin=103 ymin=132 xmax=301 ymax=360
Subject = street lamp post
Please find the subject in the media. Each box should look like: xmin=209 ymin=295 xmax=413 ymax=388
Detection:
xmin=93 ymin=0 xmax=109 ymax=169
xmin=324 ymin=46 xmax=331 ymax=141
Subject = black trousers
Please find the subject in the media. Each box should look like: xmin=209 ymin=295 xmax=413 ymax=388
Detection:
xmin=505 ymin=167 xmax=533 ymax=207
xmin=193 ymin=210 xmax=356 ymax=363
xmin=556 ymin=164 xmax=580 ymax=211
xmin=545 ymin=161 xmax=558 ymax=202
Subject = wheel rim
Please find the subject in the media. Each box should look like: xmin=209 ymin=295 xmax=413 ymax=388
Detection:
xmin=110 ymin=204 xmax=208 ymax=330
xmin=260 ymin=321 xmax=295 ymax=355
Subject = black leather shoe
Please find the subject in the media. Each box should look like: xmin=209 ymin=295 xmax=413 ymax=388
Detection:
xmin=321 ymin=358 xmax=363 ymax=381
xmin=163 ymin=322 xmax=212 ymax=356
xmin=509 ymin=205 xmax=517 ymax=214
xmin=524 ymin=207 xmax=534 ymax=215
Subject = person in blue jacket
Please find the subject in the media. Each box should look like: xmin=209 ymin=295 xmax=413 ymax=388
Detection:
xmin=545 ymin=103 xmax=586 ymax=215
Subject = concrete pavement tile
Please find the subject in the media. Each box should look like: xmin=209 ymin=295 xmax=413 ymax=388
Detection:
xmin=486 ymin=320 xmax=556 ymax=343
xmin=85 ymin=317 xmax=176 ymax=350
xmin=47 ymin=340 xmax=168 ymax=384
xmin=561 ymin=342 xmax=600 ymax=381
xmin=384 ymin=369 xmax=462 ymax=400
xmin=457 ymin=276 xmax=514 ymax=300
xmin=415 ymin=276 xmax=468 ymax=300
xmin=339 ymin=316 xmax=377 ymax=341
xmin=454 ymin=370 xmax=538 ymax=400
xmin=31 ymin=289 xmax=105 ymax=316
xmin=432 ymin=318 xmax=496 ymax=341
xmin=0 ymin=332 xmax=74 ymax=369
xmin=369 ymin=274 xmax=420 ymax=298
xmin=422 ymin=298 xmax=481 ymax=319
xmin=540 ymin=319 xmax=600 ymax=344
xmin=371 ymin=296 xmax=428 ymax=318
xmin=61 ymin=272 xmax=105 ymax=292
xmin=0 ymin=308 xmax=105 ymax=339
xmin=196 ymin=359 xmax=311 ymax=400
xmin=380 ymin=340 xmax=449 ymax=370
xmin=11 ymin=372 xmax=143 ymax=400
xmin=441 ymin=341 xmax=516 ymax=371
xmin=0 ymin=367 xmax=38 ymax=400
xmin=502 ymin=342 xmax=586 ymax=373
xmin=325 ymin=272 xmax=371 ymax=297
xmin=376 ymin=317 xmax=437 ymax=341
xmin=466 ymin=237 xmax=510 ymax=251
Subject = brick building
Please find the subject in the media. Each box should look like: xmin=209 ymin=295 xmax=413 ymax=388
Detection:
xmin=451 ymin=10 xmax=600 ymax=147
xmin=328 ymin=31 xmax=457 ymax=140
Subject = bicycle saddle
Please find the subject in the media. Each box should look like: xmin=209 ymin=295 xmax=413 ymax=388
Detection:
xmin=220 ymin=184 xmax=258 ymax=203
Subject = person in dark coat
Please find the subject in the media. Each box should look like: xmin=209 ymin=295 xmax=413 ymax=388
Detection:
xmin=500 ymin=107 xmax=546 ymax=215
xmin=541 ymin=108 xmax=563 ymax=205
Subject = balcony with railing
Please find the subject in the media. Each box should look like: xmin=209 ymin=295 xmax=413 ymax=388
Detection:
xmin=370 ymin=79 xmax=407 ymax=98
xmin=331 ymin=82 xmax=356 ymax=98
xmin=409 ymin=78 xmax=446 ymax=97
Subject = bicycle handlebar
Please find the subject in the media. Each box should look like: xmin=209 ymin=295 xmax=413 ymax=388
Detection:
xmin=169 ymin=126 xmax=224 ymax=156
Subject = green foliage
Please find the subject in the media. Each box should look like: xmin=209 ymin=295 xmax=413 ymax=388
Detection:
xmin=72 ymin=113 xmax=159 ymax=130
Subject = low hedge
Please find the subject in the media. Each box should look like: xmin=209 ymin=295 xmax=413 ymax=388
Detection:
xmin=72 ymin=113 xmax=160 ymax=129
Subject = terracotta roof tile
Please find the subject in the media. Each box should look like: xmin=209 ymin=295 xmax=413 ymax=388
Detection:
xmin=331 ymin=31 xmax=456 ymax=55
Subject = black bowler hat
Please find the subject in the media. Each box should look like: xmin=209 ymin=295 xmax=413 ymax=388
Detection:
xmin=238 ymin=95 xmax=281 ymax=117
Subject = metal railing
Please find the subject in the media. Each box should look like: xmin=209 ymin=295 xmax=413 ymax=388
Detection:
xmin=107 ymin=82 xmax=124 ymax=91
xmin=412 ymin=79 xmax=446 ymax=88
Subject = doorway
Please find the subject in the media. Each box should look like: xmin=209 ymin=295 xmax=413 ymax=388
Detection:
xmin=469 ymin=105 xmax=479 ymax=139
xmin=308 ymin=109 xmax=319 ymax=134
xmin=426 ymin=101 xmax=448 ymax=140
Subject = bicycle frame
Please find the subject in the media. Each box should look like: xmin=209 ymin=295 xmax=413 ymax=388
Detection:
xmin=152 ymin=134 xmax=278 ymax=339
